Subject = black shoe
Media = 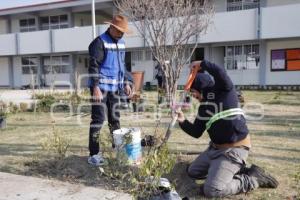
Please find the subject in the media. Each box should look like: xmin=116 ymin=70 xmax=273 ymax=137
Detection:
xmin=238 ymin=165 xmax=250 ymax=175
xmin=141 ymin=135 xmax=156 ymax=147
xmin=248 ymin=164 xmax=279 ymax=188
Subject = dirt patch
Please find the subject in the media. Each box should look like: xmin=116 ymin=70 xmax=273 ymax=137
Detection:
xmin=22 ymin=154 xmax=204 ymax=198
xmin=166 ymin=157 xmax=205 ymax=198
xmin=23 ymin=155 xmax=118 ymax=190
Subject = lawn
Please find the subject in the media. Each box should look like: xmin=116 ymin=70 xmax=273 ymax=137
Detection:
xmin=0 ymin=90 xmax=300 ymax=199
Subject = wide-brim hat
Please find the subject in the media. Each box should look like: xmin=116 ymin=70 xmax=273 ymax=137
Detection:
xmin=104 ymin=15 xmax=132 ymax=34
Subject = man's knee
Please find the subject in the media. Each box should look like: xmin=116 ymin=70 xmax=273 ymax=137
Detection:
xmin=187 ymin=165 xmax=206 ymax=180
xmin=203 ymin=183 xmax=226 ymax=198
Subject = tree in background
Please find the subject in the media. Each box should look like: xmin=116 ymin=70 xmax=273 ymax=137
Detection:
xmin=114 ymin=0 xmax=214 ymax=105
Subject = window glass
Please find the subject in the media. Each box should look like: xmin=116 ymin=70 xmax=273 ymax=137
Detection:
xmin=22 ymin=57 xmax=30 ymax=65
xmin=225 ymin=44 xmax=259 ymax=70
xmin=22 ymin=57 xmax=38 ymax=74
xmin=61 ymin=66 xmax=71 ymax=73
xmin=42 ymin=55 xmax=70 ymax=74
xmin=60 ymin=15 xmax=68 ymax=23
xmin=28 ymin=18 xmax=35 ymax=26
xmin=22 ymin=66 xmax=30 ymax=74
xmin=40 ymin=17 xmax=49 ymax=24
xmin=234 ymin=46 xmax=242 ymax=55
xmin=19 ymin=19 xmax=27 ymax=27
xmin=50 ymin=16 xmax=59 ymax=24
xmin=53 ymin=65 xmax=61 ymax=74
xmin=227 ymin=46 xmax=234 ymax=57
xmin=43 ymin=66 xmax=51 ymax=74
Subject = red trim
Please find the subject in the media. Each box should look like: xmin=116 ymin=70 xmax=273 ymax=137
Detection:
xmin=0 ymin=0 xmax=77 ymax=12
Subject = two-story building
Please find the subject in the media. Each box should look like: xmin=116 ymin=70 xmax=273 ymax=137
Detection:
xmin=0 ymin=0 xmax=299 ymax=89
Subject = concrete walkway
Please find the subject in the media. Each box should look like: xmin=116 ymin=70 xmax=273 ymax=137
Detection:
xmin=0 ymin=172 xmax=131 ymax=200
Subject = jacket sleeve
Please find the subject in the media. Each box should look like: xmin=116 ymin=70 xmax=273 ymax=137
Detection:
xmin=178 ymin=107 xmax=208 ymax=138
xmin=179 ymin=118 xmax=206 ymax=138
xmin=201 ymin=60 xmax=233 ymax=91
xmin=124 ymin=70 xmax=134 ymax=87
xmin=88 ymin=37 xmax=104 ymax=87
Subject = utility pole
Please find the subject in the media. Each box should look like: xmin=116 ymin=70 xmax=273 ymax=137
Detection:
xmin=92 ymin=0 xmax=96 ymax=39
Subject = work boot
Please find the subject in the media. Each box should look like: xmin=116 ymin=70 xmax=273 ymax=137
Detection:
xmin=248 ymin=164 xmax=279 ymax=188
xmin=237 ymin=164 xmax=250 ymax=175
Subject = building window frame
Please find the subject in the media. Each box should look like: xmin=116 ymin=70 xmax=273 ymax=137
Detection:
xmin=21 ymin=57 xmax=38 ymax=75
xmin=227 ymin=0 xmax=260 ymax=12
xmin=42 ymin=55 xmax=71 ymax=74
xmin=131 ymin=50 xmax=144 ymax=61
xmin=225 ymin=44 xmax=260 ymax=70
xmin=19 ymin=18 xmax=37 ymax=32
xmin=40 ymin=14 xmax=69 ymax=30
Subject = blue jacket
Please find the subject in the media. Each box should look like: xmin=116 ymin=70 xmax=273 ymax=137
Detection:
xmin=179 ymin=60 xmax=249 ymax=145
xmin=88 ymin=30 xmax=130 ymax=92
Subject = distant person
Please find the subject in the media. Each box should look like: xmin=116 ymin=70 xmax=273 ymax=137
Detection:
xmin=155 ymin=62 xmax=165 ymax=89
xmin=176 ymin=60 xmax=278 ymax=197
xmin=88 ymin=15 xmax=133 ymax=166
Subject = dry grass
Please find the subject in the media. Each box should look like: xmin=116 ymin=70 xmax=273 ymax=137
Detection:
xmin=0 ymin=91 xmax=299 ymax=199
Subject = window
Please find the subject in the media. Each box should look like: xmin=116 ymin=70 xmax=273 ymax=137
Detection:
xmin=22 ymin=57 xmax=38 ymax=74
xmin=145 ymin=50 xmax=153 ymax=61
xmin=225 ymin=44 xmax=259 ymax=70
xmin=227 ymin=0 xmax=260 ymax=12
xmin=131 ymin=50 xmax=144 ymax=61
xmin=43 ymin=55 xmax=71 ymax=74
xmin=40 ymin=15 xmax=69 ymax=30
xmin=19 ymin=18 xmax=36 ymax=32
xmin=271 ymin=48 xmax=300 ymax=71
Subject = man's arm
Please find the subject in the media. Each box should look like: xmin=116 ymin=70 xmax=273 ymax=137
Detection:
xmin=179 ymin=118 xmax=206 ymax=138
xmin=124 ymin=70 xmax=133 ymax=97
xmin=200 ymin=60 xmax=233 ymax=91
xmin=177 ymin=107 xmax=207 ymax=138
xmin=88 ymin=37 xmax=104 ymax=87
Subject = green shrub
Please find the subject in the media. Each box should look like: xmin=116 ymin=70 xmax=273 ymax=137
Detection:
xmin=36 ymin=95 xmax=56 ymax=112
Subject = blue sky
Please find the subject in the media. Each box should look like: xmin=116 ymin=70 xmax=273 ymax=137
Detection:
xmin=0 ymin=0 xmax=65 ymax=9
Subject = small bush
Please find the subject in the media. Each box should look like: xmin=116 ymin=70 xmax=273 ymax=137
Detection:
xmin=41 ymin=125 xmax=71 ymax=159
xmin=19 ymin=103 xmax=29 ymax=112
xmin=36 ymin=95 xmax=56 ymax=112
xmin=0 ymin=101 xmax=8 ymax=118
xmin=9 ymin=102 xmax=19 ymax=114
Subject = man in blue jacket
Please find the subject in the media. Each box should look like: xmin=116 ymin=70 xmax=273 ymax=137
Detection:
xmin=88 ymin=15 xmax=133 ymax=166
xmin=176 ymin=60 xmax=278 ymax=197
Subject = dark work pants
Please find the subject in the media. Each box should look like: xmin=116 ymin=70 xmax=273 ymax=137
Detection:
xmin=89 ymin=88 xmax=120 ymax=156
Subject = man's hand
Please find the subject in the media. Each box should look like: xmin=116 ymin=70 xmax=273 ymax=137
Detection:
xmin=175 ymin=108 xmax=185 ymax=123
xmin=124 ymin=84 xmax=133 ymax=98
xmin=93 ymin=86 xmax=103 ymax=102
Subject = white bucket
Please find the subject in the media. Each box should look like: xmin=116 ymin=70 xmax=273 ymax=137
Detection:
xmin=113 ymin=128 xmax=142 ymax=165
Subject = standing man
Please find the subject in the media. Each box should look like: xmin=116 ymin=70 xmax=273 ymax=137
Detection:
xmin=176 ymin=60 xmax=278 ymax=197
xmin=88 ymin=15 xmax=133 ymax=166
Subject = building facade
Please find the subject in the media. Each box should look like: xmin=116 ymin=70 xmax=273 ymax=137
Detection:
xmin=0 ymin=0 xmax=299 ymax=89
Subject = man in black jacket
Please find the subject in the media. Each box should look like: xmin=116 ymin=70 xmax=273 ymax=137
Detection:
xmin=176 ymin=60 xmax=278 ymax=197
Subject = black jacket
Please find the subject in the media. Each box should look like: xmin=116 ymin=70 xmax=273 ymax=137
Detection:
xmin=179 ymin=60 xmax=249 ymax=144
